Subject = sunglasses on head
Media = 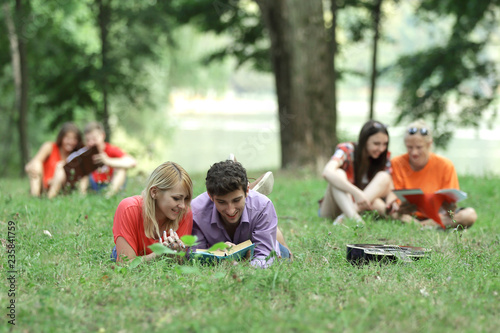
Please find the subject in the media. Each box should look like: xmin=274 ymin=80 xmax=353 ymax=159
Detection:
xmin=408 ymin=127 xmax=428 ymax=136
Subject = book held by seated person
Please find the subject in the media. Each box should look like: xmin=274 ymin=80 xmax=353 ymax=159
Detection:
xmin=194 ymin=240 xmax=255 ymax=263
xmin=64 ymin=145 xmax=102 ymax=185
xmin=393 ymin=188 xmax=468 ymax=229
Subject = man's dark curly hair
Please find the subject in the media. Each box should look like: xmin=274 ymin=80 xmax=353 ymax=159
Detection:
xmin=206 ymin=160 xmax=248 ymax=196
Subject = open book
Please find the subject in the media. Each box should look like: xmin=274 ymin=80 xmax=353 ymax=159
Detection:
xmin=194 ymin=240 xmax=255 ymax=263
xmin=393 ymin=188 xmax=468 ymax=229
xmin=64 ymin=145 xmax=102 ymax=185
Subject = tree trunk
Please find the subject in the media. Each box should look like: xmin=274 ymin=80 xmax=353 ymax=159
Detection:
xmin=256 ymin=0 xmax=336 ymax=171
xmin=368 ymin=0 xmax=382 ymax=120
xmin=3 ymin=0 xmax=29 ymax=175
xmin=97 ymin=0 xmax=111 ymax=140
xmin=330 ymin=0 xmax=338 ymax=155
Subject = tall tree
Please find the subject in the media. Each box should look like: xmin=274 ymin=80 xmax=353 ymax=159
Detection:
xmin=330 ymin=0 xmax=338 ymax=119
xmin=88 ymin=0 xmax=177 ymax=141
xmin=167 ymin=0 xmax=336 ymax=169
xmin=256 ymin=0 xmax=336 ymax=169
xmin=0 ymin=0 xmax=181 ymax=176
xmin=339 ymin=0 xmax=394 ymax=121
xmin=368 ymin=0 xmax=383 ymax=120
xmin=3 ymin=0 xmax=29 ymax=174
xmin=96 ymin=0 xmax=111 ymax=139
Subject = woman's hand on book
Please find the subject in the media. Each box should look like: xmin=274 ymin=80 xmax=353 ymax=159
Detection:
xmin=160 ymin=229 xmax=186 ymax=252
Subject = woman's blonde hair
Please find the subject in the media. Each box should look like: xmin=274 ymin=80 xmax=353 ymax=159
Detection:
xmin=141 ymin=162 xmax=193 ymax=239
xmin=405 ymin=119 xmax=433 ymax=143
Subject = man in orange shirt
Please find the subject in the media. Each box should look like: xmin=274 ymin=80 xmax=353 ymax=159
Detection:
xmin=390 ymin=120 xmax=477 ymax=228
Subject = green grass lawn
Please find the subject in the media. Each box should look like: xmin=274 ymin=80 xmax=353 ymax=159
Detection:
xmin=1 ymin=172 xmax=499 ymax=332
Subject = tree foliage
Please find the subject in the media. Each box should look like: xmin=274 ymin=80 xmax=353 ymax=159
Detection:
xmin=164 ymin=0 xmax=337 ymax=169
xmin=162 ymin=0 xmax=269 ymax=71
xmin=394 ymin=0 xmax=499 ymax=147
xmin=1 ymin=0 xmax=499 ymax=175
xmin=0 ymin=0 xmax=179 ymax=175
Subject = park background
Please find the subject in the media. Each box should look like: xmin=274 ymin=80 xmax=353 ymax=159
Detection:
xmin=1 ymin=1 xmax=500 ymax=332
xmin=0 ymin=0 xmax=499 ymax=177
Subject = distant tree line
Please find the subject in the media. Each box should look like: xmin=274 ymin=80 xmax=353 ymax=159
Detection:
xmin=1 ymin=0 xmax=498 ymax=176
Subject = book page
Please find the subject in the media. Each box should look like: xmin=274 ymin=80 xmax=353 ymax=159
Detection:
xmin=435 ymin=189 xmax=467 ymax=202
xmin=64 ymin=145 xmax=103 ymax=185
xmin=393 ymin=189 xmax=424 ymax=202
xmin=196 ymin=240 xmax=253 ymax=257
xmin=67 ymin=146 xmax=91 ymax=163
xmin=227 ymin=240 xmax=253 ymax=254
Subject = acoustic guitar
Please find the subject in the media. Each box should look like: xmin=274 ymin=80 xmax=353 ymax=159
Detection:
xmin=346 ymin=243 xmax=431 ymax=264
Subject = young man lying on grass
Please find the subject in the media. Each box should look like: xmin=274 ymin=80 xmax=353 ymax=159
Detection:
xmin=190 ymin=160 xmax=291 ymax=268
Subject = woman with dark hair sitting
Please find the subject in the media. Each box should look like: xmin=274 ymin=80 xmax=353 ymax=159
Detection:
xmin=319 ymin=120 xmax=393 ymax=224
xmin=24 ymin=122 xmax=83 ymax=198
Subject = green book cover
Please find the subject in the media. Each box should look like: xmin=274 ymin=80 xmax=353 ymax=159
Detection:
xmin=194 ymin=240 xmax=255 ymax=263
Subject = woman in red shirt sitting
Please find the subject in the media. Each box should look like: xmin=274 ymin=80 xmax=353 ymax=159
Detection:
xmin=24 ymin=122 xmax=83 ymax=198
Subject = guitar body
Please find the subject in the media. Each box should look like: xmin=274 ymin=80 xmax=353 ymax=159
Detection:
xmin=346 ymin=244 xmax=431 ymax=264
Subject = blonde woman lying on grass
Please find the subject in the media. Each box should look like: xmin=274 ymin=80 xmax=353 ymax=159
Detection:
xmin=111 ymin=161 xmax=193 ymax=263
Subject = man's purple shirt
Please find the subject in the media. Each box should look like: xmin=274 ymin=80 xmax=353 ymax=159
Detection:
xmin=190 ymin=190 xmax=281 ymax=268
